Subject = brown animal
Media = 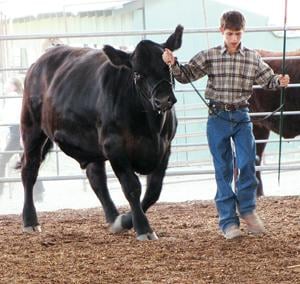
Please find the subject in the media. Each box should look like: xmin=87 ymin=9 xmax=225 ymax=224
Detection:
xmin=250 ymin=49 xmax=300 ymax=196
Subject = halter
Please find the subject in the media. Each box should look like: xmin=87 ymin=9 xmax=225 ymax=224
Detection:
xmin=133 ymin=64 xmax=175 ymax=101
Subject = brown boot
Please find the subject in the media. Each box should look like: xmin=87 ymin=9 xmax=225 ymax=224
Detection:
xmin=241 ymin=211 xmax=266 ymax=235
xmin=223 ymin=224 xmax=242 ymax=239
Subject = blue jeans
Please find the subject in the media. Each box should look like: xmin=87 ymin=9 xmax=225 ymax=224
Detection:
xmin=206 ymin=107 xmax=258 ymax=232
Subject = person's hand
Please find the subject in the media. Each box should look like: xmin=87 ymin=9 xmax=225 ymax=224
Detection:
xmin=162 ymin=48 xmax=176 ymax=66
xmin=278 ymin=74 xmax=290 ymax=87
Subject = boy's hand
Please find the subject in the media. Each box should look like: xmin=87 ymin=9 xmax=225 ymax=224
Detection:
xmin=278 ymin=74 xmax=290 ymax=87
xmin=162 ymin=48 xmax=176 ymax=66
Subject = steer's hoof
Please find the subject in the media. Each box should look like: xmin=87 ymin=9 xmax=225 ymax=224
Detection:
xmin=23 ymin=225 xmax=42 ymax=233
xmin=109 ymin=215 xmax=127 ymax=234
xmin=137 ymin=232 xmax=158 ymax=241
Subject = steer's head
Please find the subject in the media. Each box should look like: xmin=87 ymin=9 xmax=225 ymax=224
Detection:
xmin=103 ymin=25 xmax=183 ymax=113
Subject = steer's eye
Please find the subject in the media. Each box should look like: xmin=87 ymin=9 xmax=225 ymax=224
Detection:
xmin=134 ymin=72 xmax=142 ymax=80
xmin=133 ymin=72 xmax=143 ymax=84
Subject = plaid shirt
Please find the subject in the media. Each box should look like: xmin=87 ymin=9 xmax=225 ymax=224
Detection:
xmin=172 ymin=44 xmax=280 ymax=104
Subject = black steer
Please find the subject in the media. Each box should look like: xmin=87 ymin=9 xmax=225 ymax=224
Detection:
xmin=19 ymin=25 xmax=183 ymax=240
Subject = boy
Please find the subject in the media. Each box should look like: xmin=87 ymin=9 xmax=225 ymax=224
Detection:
xmin=162 ymin=10 xmax=290 ymax=239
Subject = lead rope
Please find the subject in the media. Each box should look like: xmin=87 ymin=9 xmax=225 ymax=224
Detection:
xmin=177 ymin=63 xmax=283 ymax=124
xmin=178 ymin=64 xmax=249 ymax=124
xmin=168 ymin=63 xmax=174 ymax=90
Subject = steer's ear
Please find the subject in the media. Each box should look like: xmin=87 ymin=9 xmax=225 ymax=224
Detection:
xmin=103 ymin=45 xmax=132 ymax=69
xmin=163 ymin=25 xmax=184 ymax=51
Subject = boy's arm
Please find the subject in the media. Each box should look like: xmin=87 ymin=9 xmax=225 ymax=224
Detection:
xmin=162 ymin=49 xmax=207 ymax=83
xmin=255 ymin=56 xmax=289 ymax=89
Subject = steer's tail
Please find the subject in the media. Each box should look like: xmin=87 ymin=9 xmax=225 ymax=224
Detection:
xmin=15 ymin=138 xmax=54 ymax=170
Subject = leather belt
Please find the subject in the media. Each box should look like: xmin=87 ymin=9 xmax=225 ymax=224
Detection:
xmin=209 ymin=101 xmax=249 ymax=111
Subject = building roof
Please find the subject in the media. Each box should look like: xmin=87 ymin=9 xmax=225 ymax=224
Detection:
xmin=0 ymin=0 xmax=136 ymax=19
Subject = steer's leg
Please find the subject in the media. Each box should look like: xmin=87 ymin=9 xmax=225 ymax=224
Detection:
xmin=104 ymin=135 xmax=157 ymax=240
xmin=253 ymin=124 xmax=270 ymax=197
xmin=119 ymin=149 xmax=170 ymax=231
xmin=86 ymin=161 xmax=119 ymax=225
xmin=21 ymin=124 xmax=47 ymax=233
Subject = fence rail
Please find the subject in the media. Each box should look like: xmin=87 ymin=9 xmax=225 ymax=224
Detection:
xmin=1 ymin=25 xmax=300 ymax=41
xmin=1 ymin=162 xmax=300 ymax=183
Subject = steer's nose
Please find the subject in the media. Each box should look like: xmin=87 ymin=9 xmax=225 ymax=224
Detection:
xmin=154 ymin=94 xmax=177 ymax=111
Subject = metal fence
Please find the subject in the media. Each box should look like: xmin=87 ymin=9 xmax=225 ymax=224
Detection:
xmin=1 ymin=25 xmax=300 ymax=185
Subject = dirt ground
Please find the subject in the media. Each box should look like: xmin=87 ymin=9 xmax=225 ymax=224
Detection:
xmin=0 ymin=196 xmax=299 ymax=284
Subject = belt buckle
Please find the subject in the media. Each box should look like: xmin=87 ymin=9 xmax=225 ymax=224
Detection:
xmin=224 ymin=104 xmax=231 ymax=111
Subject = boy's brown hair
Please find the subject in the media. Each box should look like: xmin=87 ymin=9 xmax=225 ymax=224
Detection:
xmin=220 ymin=10 xmax=245 ymax=30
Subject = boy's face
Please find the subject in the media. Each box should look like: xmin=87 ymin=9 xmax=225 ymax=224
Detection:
xmin=220 ymin=28 xmax=244 ymax=53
